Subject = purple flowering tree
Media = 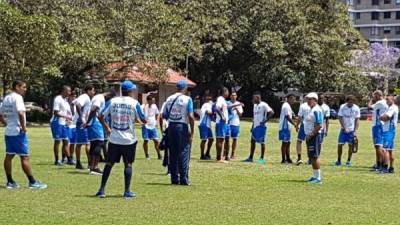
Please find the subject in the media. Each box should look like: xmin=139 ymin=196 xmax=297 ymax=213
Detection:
xmin=349 ymin=42 xmax=400 ymax=94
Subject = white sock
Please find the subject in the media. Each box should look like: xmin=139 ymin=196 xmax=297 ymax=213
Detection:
xmin=313 ymin=169 xmax=321 ymax=180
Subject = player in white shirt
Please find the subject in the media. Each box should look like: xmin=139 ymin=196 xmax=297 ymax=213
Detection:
xmin=199 ymin=95 xmax=214 ymax=160
xmin=368 ymin=90 xmax=388 ymax=171
xmin=142 ymin=95 xmax=162 ymax=160
xmin=227 ymin=92 xmax=244 ymax=160
xmin=0 ymin=80 xmax=47 ymax=189
xmin=295 ymin=97 xmax=310 ymax=165
xmin=67 ymin=92 xmax=78 ymax=165
xmin=279 ymin=94 xmax=296 ymax=164
xmin=335 ymin=95 xmax=360 ymax=167
xmin=215 ymin=87 xmax=230 ymax=163
xmin=380 ymin=95 xmax=398 ymax=173
xmin=244 ymin=92 xmax=274 ymax=165
xmin=50 ymin=86 xmax=72 ymax=166
xmin=303 ymin=93 xmax=324 ymax=184
xmin=73 ymin=85 xmax=96 ymax=170
xmin=318 ymin=94 xmax=330 ymax=141
xmin=96 ymin=81 xmax=146 ymax=199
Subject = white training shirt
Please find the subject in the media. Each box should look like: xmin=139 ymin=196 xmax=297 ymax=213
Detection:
xmin=298 ymin=102 xmax=310 ymax=122
xmin=0 ymin=92 xmax=26 ymax=136
xmin=253 ymin=101 xmax=273 ymax=128
xmin=68 ymin=101 xmax=78 ymax=129
xmin=279 ymin=102 xmax=293 ymax=131
xmin=372 ymin=99 xmax=388 ymax=127
xmin=102 ymin=96 xmax=145 ymax=145
xmin=74 ymin=93 xmax=91 ymax=124
xmin=143 ymin=103 xmax=159 ymax=129
xmin=215 ymin=96 xmax=228 ymax=124
xmin=88 ymin=94 xmax=105 ymax=126
xmin=383 ymin=104 xmax=399 ymax=132
xmin=303 ymin=105 xmax=324 ymax=135
xmin=50 ymin=95 xmax=71 ymax=125
xmin=199 ymin=101 xmax=213 ymax=128
xmin=229 ymin=101 xmax=243 ymax=126
xmin=162 ymin=93 xmax=194 ymax=125
xmin=338 ymin=103 xmax=360 ymax=132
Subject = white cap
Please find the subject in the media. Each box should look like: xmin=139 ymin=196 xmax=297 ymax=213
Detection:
xmin=306 ymin=92 xmax=318 ymax=100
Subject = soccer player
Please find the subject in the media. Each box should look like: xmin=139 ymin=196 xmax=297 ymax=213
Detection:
xmin=303 ymin=92 xmax=323 ymax=184
xmin=0 ymin=80 xmax=47 ymax=189
xmin=335 ymin=95 xmax=360 ymax=167
xmin=50 ymin=85 xmax=72 ymax=166
xmin=161 ymin=80 xmax=195 ymax=185
xmin=74 ymin=85 xmax=96 ymax=170
xmin=96 ymin=81 xmax=146 ymax=199
xmin=368 ymin=90 xmax=388 ymax=171
xmin=215 ymin=87 xmax=230 ymax=163
xmin=318 ymin=94 xmax=330 ymax=140
xmin=86 ymin=91 xmax=116 ymax=175
xmin=227 ymin=92 xmax=243 ymax=159
xmin=380 ymin=94 xmax=398 ymax=173
xmin=67 ymin=92 xmax=78 ymax=165
xmin=279 ymin=94 xmax=296 ymax=164
xmin=199 ymin=95 xmax=214 ymax=160
xmin=244 ymin=92 xmax=274 ymax=164
xmin=142 ymin=95 xmax=162 ymax=160
xmin=295 ymin=96 xmax=310 ymax=165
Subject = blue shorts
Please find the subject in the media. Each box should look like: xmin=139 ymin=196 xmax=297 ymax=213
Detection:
xmin=87 ymin=120 xmax=105 ymax=141
xmin=279 ymin=129 xmax=291 ymax=142
xmin=297 ymin=123 xmax=306 ymax=141
xmin=230 ymin=125 xmax=240 ymax=139
xmin=252 ymin=126 xmax=267 ymax=144
xmin=372 ymin=125 xmax=383 ymax=146
xmin=225 ymin=125 xmax=231 ymax=138
xmin=68 ymin=127 xmax=77 ymax=144
xmin=199 ymin=126 xmax=213 ymax=140
xmin=306 ymin=134 xmax=322 ymax=158
xmin=76 ymin=122 xmax=89 ymax=145
xmin=51 ymin=121 xmax=69 ymax=141
xmin=142 ymin=126 xmax=158 ymax=140
xmin=216 ymin=122 xmax=228 ymax=139
xmin=5 ymin=133 xmax=29 ymax=156
xmin=338 ymin=129 xmax=354 ymax=145
xmin=383 ymin=131 xmax=396 ymax=151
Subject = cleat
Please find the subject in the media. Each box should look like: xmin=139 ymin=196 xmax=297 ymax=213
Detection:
xmin=95 ymin=190 xmax=106 ymax=198
xmin=89 ymin=168 xmax=103 ymax=176
xmin=306 ymin=177 xmax=316 ymax=182
xmin=224 ymin=156 xmax=230 ymax=161
xmin=334 ymin=161 xmax=342 ymax=167
xmin=54 ymin=160 xmax=63 ymax=166
xmin=258 ymin=158 xmax=265 ymax=165
xmin=6 ymin=181 xmax=20 ymax=189
xmin=346 ymin=161 xmax=352 ymax=167
xmin=243 ymin=157 xmax=253 ymax=163
xmin=75 ymin=163 xmax=84 ymax=170
xmin=309 ymin=179 xmax=322 ymax=184
xmin=296 ymin=160 xmax=303 ymax=166
xmin=388 ymin=167 xmax=395 ymax=174
xmin=29 ymin=181 xmax=47 ymax=189
xmin=123 ymin=191 xmax=136 ymax=199
xmin=67 ymin=159 xmax=76 ymax=165
xmin=287 ymin=159 xmax=293 ymax=164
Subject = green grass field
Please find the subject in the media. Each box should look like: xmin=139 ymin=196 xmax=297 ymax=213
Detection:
xmin=0 ymin=120 xmax=399 ymax=225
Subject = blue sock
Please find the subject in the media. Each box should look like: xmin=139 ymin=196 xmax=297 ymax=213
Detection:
xmin=100 ymin=164 xmax=112 ymax=191
xmin=124 ymin=167 xmax=132 ymax=193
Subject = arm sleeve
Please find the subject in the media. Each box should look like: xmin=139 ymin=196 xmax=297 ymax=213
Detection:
xmin=216 ymin=97 xmax=223 ymax=109
xmin=101 ymin=102 xmax=112 ymax=117
xmin=135 ymin=103 xmax=146 ymax=121
xmin=314 ymin=111 xmax=323 ymax=125
xmin=16 ymin=95 xmax=26 ymax=112
xmin=187 ymin=98 xmax=194 ymax=113
xmin=355 ymin=107 xmax=361 ymax=118
xmin=238 ymin=105 xmax=244 ymax=114
xmin=385 ymin=107 xmax=395 ymax=118
xmin=53 ymin=97 xmax=61 ymax=111
xmin=325 ymin=106 xmax=330 ymax=117
xmin=266 ymin=104 xmax=273 ymax=113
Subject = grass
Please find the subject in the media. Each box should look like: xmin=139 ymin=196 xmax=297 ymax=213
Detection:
xmin=0 ymin=120 xmax=399 ymax=225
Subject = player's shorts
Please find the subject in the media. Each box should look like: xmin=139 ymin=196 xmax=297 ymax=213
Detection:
xmin=5 ymin=132 xmax=29 ymax=156
xmin=199 ymin=125 xmax=213 ymax=140
xmin=89 ymin=140 xmax=104 ymax=156
xmin=279 ymin=129 xmax=291 ymax=142
xmin=252 ymin=126 xmax=267 ymax=144
xmin=372 ymin=125 xmax=383 ymax=146
xmin=338 ymin=129 xmax=354 ymax=145
xmin=225 ymin=125 xmax=231 ymax=138
xmin=68 ymin=127 xmax=77 ymax=144
xmin=107 ymin=142 xmax=137 ymax=164
xmin=50 ymin=121 xmax=69 ymax=141
xmin=142 ymin=126 xmax=159 ymax=140
xmin=383 ymin=130 xmax=396 ymax=151
xmin=230 ymin=125 xmax=240 ymax=139
xmin=306 ymin=134 xmax=322 ymax=158
xmin=216 ymin=122 xmax=228 ymax=139
xmin=87 ymin=120 xmax=105 ymax=141
xmin=76 ymin=121 xmax=89 ymax=145
xmin=297 ymin=123 xmax=306 ymax=141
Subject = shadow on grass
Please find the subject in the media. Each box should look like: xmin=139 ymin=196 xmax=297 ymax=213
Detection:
xmin=74 ymin=194 xmax=124 ymax=199
xmin=145 ymin=182 xmax=173 ymax=186
xmin=67 ymin=171 xmax=90 ymax=175
xmin=141 ymin=172 xmax=168 ymax=176
xmin=279 ymin=179 xmax=308 ymax=184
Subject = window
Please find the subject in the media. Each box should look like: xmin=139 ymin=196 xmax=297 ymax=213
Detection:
xmin=372 ymin=0 xmax=379 ymax=5
xmin=357 ymin=0 xmax=361 ymax=3
xmin=397 ymin=11 xmax=400 ymax=19
xmin=371 ymin=12 xmax=380 ymax=20
xmin=397 ymin=0 xmax=400 ymax=5
xmin=347 ymin=0 xmax=354 ymax=5
xmin=384 ymin=0 xmax=391 ymax=3
xmin=396 ymin=27 xmax=400 ymax=34
xmin=356 ymin=12 xmax=361 ymax=19
xmin=384 ymin=12 xmax=391 ymax=19
xmin=371 ymin=27 xmax=380 ymax=35
xmin=395 ymin=41 xmax=400 ymax=47
xmin=384 ymin=27 xmax=391 ymax=34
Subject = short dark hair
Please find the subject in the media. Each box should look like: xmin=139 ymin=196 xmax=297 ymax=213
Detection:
xmin=286 ymin=93 xmax=296 ymax=99
xmin=62 ymin=85 xmax=71 ymax=92
xmin=345 ymin=95 xmax=356 ymax=102
xmin=218 ymin=86 xmax=229 ymax=96
xmin=84 ymin=84 xmax=95 ymax=93
xmin=12 ymin=80 xmax=26 ymax=90
xmin=146 ymin=95 xmax=154 ymax=101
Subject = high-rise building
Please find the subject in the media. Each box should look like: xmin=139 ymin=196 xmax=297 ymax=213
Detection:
xmin=342 ymin=0 xmax=400 ymax=47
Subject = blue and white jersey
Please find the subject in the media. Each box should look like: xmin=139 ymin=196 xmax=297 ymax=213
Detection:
xmin=298 ymin=102 xmax=310 ymax=123
xmin=73 ymin=93 xmax=91 ymax=124
xmin=215 ymin=96 xmax=228 ymax=124
xmin=303 ymin=105 xmax=323 ymax=136
xmin=383 ymin=104 xmax=399 ymax=132
xmin=50 ymin=95 xmax=71 ymax=125
xmin=0 ymin=92 xmax=26 ymax=136
xmin=68 ymin=101 xmax=78 ymax=129
xmin=199 ymin=101 xmax=213 ymax=128
xmin=88 ymin=94 xmax=105 ymax=126
xmin=162 ymin=93 xmax=194 ymax=124
xmin=101 ymin=96 xmax=145 ymax=145
xmin=372 ymin=99 xmax=388 ymax=127
xmin=338 ymin=103 xmax=360 ymax=132
xmin=279 ymin=102 xmax=293 ymax=131
xmin=253 ymin=101 xmax=273 ymax=128
xmin=229 ymin=101 xmax=243 ymax=126
xmin=142 ymin=103 xmax=159 ymax=129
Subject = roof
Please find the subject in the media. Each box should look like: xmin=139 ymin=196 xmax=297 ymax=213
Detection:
xmin=85 ymin=62 xmax=196 ymax=87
